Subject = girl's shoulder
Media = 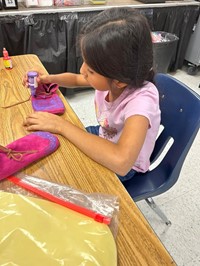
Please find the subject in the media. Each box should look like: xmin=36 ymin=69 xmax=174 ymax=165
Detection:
xmin=127 ymin=81 xmax=159 ymax=98
xmin=136 ymin=81 xmax=157 ymax=92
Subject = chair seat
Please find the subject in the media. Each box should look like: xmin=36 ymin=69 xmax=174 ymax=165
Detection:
xmin=123 ymin=169 xmax=169 ymax=201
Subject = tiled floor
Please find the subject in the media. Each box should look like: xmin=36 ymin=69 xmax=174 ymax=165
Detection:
xmin=66 ymin=66 xmax=200 ymax=266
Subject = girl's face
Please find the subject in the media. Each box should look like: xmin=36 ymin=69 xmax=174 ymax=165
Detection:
xmin=80 ymin=61 xmax=111 ymax=91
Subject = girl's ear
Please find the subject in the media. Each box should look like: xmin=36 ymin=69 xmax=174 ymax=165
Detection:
xmin=112 ymin=79 xmax=128 ymax=89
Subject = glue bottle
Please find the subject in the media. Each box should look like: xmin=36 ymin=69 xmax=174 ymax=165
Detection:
xmin=27 ymin=71 xmax=38 ymax=96
xmin=3 ymin=48 xmax=13 ymax=69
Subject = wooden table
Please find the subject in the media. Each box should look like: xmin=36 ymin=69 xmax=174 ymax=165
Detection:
xmin=0 ymin=54 xmax=176 ymax=266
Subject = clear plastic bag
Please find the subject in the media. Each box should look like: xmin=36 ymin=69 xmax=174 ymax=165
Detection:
xmin=0 ymin=190 xmax=117 ymax=265
xmin=7 ymin=174 xmax=119 ymax=234
xmin=0 ymin=174 xmax=119 ymax=265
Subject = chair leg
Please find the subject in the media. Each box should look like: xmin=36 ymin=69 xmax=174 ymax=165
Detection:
xmin=145 ymin=198 xmax=171 ymax=226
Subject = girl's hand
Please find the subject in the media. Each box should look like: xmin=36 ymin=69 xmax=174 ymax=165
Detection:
xmin=23 ymin=112 xmax=64 ymax=134
xmin=22 ymin=68 xmax=51 ymax=87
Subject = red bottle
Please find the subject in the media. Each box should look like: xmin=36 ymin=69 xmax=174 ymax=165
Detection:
xmin=3 ymin=48 xmax=13 ymax=69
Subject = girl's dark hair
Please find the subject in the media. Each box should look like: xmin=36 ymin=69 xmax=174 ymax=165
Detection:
xmin=80 ymin=7 xmax=154 ymax=88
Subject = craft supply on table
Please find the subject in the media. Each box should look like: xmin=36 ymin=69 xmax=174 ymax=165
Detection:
xmin=3 ymin=48 xmax=13 ymax=69
xmin=0 ymin=132 xmax=60 ymax=180
xmin=28 ymin=71 xmax=38 ymax=96
xmin=31 ymin=83 xmax=65 ymax=114
xmin=7 ymin=173 xmax=120 ymax=238
xmin=8 ymin=175 xmax=112 ymax=224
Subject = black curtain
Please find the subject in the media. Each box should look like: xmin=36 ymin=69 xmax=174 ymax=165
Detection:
xmin=0 ymin=5 xmax=199 ymax=92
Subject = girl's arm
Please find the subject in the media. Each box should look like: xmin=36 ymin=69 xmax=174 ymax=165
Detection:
xmin=24 ymin=112 xmax=149 ymax=176
xmin=59 ymin=115 xmax=149 ymax=176
xmin=45 ymin=73 xmax=90 ymax=88
xmin=24 ymin=70 xmax=90 ymax=89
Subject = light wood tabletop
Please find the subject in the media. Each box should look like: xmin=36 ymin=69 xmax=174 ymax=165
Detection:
xmin=0 ymin=54 xmax=176 ymax=266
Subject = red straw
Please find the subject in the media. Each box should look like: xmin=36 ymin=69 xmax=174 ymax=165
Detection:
xmin=8 ymin=176 xmax=111 ymax=225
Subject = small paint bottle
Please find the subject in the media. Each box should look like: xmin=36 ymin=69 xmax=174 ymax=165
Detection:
xmin=3 ymin=48 xmax=13 ymax=70
xmin=27 ymin=71 xmax=38 ymax=96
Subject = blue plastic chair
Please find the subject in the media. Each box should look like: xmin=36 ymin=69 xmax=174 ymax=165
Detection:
xmin=123 ymin=73 xmax=200 ymax=225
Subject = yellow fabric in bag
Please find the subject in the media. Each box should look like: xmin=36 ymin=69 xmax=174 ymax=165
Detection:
xmin=0 ymin=191 xmax=117 ymax=266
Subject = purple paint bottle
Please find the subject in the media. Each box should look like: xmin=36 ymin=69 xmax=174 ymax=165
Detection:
xmin=28 ymin=71 xmax=38 ymax=96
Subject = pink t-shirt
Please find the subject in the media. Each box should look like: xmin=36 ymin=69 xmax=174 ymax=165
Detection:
xmin=95 ymin=82 xmax=161 ymax=173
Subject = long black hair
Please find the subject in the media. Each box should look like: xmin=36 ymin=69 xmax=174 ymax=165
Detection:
xmin=80 ymin=7 xmax=154 ymax=88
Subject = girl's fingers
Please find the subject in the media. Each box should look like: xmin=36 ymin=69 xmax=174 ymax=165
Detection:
xmin=23 ymin=112 xmax=40 ymax=125
xmin=24 ymin=123 xmax=44 ymax=132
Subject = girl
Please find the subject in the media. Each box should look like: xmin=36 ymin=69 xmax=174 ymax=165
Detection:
xmin=23 ymin=7 xmax=161 ymax=182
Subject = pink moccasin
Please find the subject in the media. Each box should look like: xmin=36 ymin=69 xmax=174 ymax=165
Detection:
xmin=31 ymin=83 xmax=65 ymax=114
xmin=0 ymin=132 xmax=60 ymax=180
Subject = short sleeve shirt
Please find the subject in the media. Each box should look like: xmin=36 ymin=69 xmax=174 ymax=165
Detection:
xmin=94 ymin=82 xmax=161 ymax=173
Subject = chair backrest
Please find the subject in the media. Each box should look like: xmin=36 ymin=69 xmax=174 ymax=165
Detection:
xmin=124 ymin=73 xmax=200 ymax=201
